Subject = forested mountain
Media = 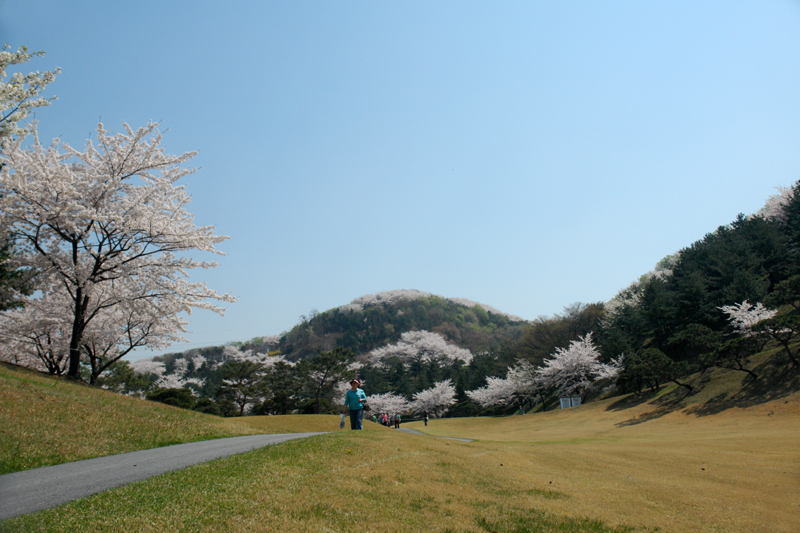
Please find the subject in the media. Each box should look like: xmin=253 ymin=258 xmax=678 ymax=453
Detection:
xmin=277 ymin=290 xmax=528 ymax=361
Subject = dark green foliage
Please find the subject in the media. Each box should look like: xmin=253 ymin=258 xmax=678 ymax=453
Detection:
xmin=298 ymin=347 xmax=355 ymax=414
xmin=516 ymin=302 xmax=604 ymax=367
xmin=617 ymin=348 xmax=695 ymax=395
xmin=705 ymin=337 xmax=761 ymax=378
xmin=260 ymin=360 xmax=304 ymax=414
xmin=217 ymin=360 xmax=265 ymax=416
xmin=660 ymin=214 xmax=790 ymax=339
xmin=0 ymin=239 xmax=34 ymax=311
xmin=145 ymin=387 xmax=196 ymax=410
xmin=667 ymin=324 xmax=723 ymax=365
xmin=96 ymin=361 xmax=156 ymax=396
xmin=193 ymin=398 xmax=222 ymax=416
xmin=754 ymin=315 xmax=800 ymax=366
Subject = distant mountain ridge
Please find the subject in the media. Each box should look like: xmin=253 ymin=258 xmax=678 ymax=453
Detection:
xmin=336 ymin=290 xmax=526 ymax=322
xmin=275 ymin=289 xmax=528 ymax=361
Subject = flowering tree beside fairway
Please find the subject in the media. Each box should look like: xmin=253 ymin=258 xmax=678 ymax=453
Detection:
xmin=466 ymin=359 xmax=539 ymax=408
xmin=718 ymin=301 xmax=777 ymax=337
xmin=0 ymin=122 xmax=235 ymax=380
xmin=536 ymin=333 xmax=622 ymax=400
xmin=366 ymin=391 xmax=411 ymax=416
xmin=411 ymin=379 xmax=456 ymax=418
xmin=0 ymin=45 xmax=59 ymax=310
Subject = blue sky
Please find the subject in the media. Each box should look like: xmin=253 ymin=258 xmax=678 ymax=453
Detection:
xmin=2 ymin=1 xmax=799 ymax=357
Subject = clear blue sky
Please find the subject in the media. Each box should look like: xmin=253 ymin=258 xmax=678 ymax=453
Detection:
xmin=2 ymin=1 xmax=799 ymax=357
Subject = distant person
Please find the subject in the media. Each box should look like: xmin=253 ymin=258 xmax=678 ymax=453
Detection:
xmin=343 ymin=379 xmax=367 ymax=430
xmin=424 ymin=412 xmax=429 ymax=426
xmin=394 ymin=413 xmax=401 ymax=429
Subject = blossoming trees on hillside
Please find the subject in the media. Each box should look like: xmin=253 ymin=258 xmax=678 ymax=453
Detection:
xmin=0 ymin=122 xmax=235 ymax=380
xmin=467 ymin=333 xmax=621 ymax=409
xmin=368 ymin=330 xmax=473 ymax=366
xmin=366 ymin=391 xmax=411 ymax=416
xmin=466 ymin=360 xmax=538 ymax=408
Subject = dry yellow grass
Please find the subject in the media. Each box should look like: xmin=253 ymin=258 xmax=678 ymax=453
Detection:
xmin=404 ymin=388 xmax=800 ymax=533
xmin=3 ymin=358 xmax=799 ymax=532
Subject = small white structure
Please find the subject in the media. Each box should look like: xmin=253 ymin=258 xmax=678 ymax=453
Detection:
xmin=559 ymin=395 xmax=582 ymax=409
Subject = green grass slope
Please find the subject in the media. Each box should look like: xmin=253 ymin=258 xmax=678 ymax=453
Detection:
xmin=0 ymin=363 xmax=264 ymax=474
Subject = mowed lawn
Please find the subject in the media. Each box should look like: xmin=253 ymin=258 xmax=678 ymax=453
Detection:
xmin=404 ymin=390 xmax=800 ymax=533
xmin=2 ymin=362 xmax=799 ymax=532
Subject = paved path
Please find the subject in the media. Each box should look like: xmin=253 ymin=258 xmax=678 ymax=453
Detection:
xmin=0 ymin=432 xmax=326 ymax=521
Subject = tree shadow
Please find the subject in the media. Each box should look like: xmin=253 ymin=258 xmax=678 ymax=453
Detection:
xmin=608 ymin=352 xmax=800 ymax=424
xmin=605 ymin=389 xmax=660 ymax=411
xmin=685 ymin=355 xmax=800 ymax=417
xmin=613 ymin=385 xmax=696 ymax=426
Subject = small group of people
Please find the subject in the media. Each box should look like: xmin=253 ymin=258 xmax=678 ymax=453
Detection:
xmin=375 ymin=412 xmax=400 ymax=428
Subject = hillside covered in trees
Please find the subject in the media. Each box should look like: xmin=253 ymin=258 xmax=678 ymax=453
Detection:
xmin=277 ymin=291 xmax=527 ymax=361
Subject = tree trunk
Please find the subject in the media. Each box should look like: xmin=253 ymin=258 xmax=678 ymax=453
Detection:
xmin=67 ymin=288 xmax=87 ymax=379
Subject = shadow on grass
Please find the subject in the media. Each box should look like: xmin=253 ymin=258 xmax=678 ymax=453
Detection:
xmin=610 ymin=352 xmax=800 ymax=425
xmin=612 ymin=385 xmax=697 ymax=427
xmin=685 ymin=353 xmax=800 ymax=417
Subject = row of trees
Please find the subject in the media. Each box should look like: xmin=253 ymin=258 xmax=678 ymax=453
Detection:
xmin=125 ymin=343 xmax=462 ymax=419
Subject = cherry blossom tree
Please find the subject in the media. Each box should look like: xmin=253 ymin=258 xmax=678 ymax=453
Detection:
xmin=758 ymin=185 xmax=794 ymax=222
xmin=366 ymin=391 xmax=411 ymax=416
xmin=466 ymin=375 xmax=517 ymax=408
xmin=411 ymin=379 xmax=456 ymax=418
xmin=466 ymin=359 xmax=539 ymax=409
xmin=536 ymin=333 xmax=621 ymax=399
xmin=368 ymin=330 xmax=473 ymax=366
xmin=718 ymin=301 xmax=777 ymax=337
xmin=0 ymin=122 xmax=235 ymax=380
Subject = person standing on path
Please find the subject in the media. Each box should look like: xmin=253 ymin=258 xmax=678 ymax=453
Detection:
xmin=344 ymin=379 xmax=367 ymax=430
xmin=394 ymin=413 xmax=401 ymax=429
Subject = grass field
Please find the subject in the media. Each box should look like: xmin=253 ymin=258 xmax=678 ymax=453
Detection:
xmin=1 ymin=356 xmax=799 ymax=532
xmin=0 ymin=363 xmax=264 ymax=474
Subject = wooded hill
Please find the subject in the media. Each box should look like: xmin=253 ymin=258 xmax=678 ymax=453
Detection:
xmin=275 ymin=291 xmax=528 ymax=361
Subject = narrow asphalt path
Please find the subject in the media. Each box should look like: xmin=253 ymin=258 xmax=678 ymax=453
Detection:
xmin=0 ymin=432 xmax=326 ymax=521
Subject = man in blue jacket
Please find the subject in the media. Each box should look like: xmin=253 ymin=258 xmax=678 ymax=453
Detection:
xmin=344 ymin=379 xmax=367 ymax=430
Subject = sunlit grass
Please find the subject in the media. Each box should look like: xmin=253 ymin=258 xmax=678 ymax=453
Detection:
xmin=2 ymin=352 xmax=799 ymax=532
xmin=1 ymin=431 xmax=647 ymax=533
xmin=0 ymin=363 xmax=262 ymax=474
